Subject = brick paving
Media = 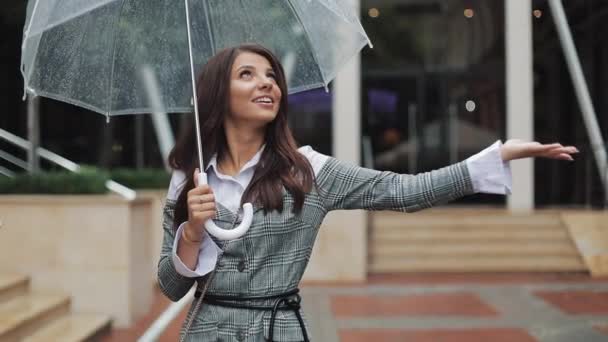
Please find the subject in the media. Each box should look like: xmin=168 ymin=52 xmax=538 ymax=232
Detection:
xmin=339 ymin=328 xmax=538 ymax=342
xmin=533 ymin=290 xmax=608 ymax=314
xmin=331 ymin=293 xmax=498 ymax=317
xmin=104 ymin=273 xmax=608 ymax=342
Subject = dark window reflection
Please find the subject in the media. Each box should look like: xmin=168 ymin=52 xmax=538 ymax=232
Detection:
xmin=288 ymin=89 xmax=332 ymax=156
xmin=361 ymin=0 xmax=506 ymax=205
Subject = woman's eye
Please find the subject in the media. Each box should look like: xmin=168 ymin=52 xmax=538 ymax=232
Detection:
xmin=239 ymin=70 xmax=252 ymax=78
xmin=267 ymin=73 xmax=276 ymax=80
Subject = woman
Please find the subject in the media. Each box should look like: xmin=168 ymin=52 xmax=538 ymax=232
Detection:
xmin=158 ymin=44 xmax=577 ymax=341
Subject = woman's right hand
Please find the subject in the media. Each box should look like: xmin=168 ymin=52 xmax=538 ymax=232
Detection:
xmin=184 ymin=168 xmax=216 ymax=242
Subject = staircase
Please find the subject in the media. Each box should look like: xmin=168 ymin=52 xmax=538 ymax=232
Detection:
xmin=369 ymin=208 xmax=587 ymax=273
xmin=0 ymin=274 xmax=111 ymax=342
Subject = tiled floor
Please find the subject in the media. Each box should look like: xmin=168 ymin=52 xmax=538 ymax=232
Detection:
xmin=104 ymin=273 xmax=608 ymax=342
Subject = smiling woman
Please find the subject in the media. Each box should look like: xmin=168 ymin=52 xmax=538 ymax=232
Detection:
xmin=156 ymin=44 xmax=578 ymax=342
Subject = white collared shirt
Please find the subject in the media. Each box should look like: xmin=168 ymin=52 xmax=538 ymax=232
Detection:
xmin=169 ymin=141 xmax=511 ymax=278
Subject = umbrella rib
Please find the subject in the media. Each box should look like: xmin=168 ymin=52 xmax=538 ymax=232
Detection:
xmin=20 ymin=0 xmax=41 ymax=99
xmin=106 ymin=0 xmax=129 ymax=118
xmin=286 ymin=1 xmax=327 ymax=88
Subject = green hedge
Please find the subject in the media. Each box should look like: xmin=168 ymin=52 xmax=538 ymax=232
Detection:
xmin=109 ymin=168 xmax=170 ymax=189
xmin=0 ymin=168 xmax=170 ymax=194
xmin=0 ymin=168 xmax=109 ymax=194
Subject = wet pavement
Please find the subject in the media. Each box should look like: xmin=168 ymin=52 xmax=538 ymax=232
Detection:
xmin=104 ymin=273 xmax=608 ymax=342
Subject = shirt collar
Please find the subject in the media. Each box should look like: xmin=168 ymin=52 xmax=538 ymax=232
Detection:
xmin=205 ymin=144 xmax=266 ymax=175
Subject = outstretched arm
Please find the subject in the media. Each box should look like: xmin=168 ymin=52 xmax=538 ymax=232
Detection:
xmin=315 ymin=140 xmax=578 ymax=213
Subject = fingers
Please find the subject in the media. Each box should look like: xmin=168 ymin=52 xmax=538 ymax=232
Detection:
xmin=187 ymin=194 xmax=216 ymax=227
xmin=542 ymin=145 xmax=578 ymax=160
xmin=190 ymin=202 xmax=216 ymax=213
xmin=503 ymin=140 xmax=579 ymax=161
xmin=187 ymin=183 xmax=213 ymax=197
xmin=187 ymin=193 xmax=215 ymax=205
xmin=190 ymin=210 xmax=216 ymax=223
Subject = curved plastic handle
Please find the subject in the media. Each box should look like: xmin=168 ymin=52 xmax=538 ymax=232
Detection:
xmin=198 ymin=172 xmax=253 ymax=240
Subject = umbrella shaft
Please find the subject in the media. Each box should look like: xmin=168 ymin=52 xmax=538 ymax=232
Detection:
xmin=184 ymin=0 xmax=205 ymax=172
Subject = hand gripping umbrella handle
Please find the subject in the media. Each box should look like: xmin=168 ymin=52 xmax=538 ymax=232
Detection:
xmin=198 ymin=172 xmax=253 ymax=240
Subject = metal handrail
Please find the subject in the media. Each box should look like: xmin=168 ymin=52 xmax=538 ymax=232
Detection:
xmin=0 ymin=165 xmax=15 ymax=178
xmin=137 ymin=287 xmax=196 ymax=342
xmin=0 ymin=127 xmax=136 ymax=200
xmin=0 ymin=150 xmax=28 ymax=170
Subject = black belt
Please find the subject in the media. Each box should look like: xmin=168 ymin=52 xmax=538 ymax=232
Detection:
xmin=194 ymin=288 xmax=309 ymax=342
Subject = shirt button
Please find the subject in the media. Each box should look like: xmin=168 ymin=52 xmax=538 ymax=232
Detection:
xmin=236 ymin=331 xmax=246 ymax=341
xmin=237 ymin=260 xmax=246 ymax=272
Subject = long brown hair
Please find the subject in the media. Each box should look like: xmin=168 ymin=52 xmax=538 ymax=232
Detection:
xmin=169 ymin=44 xmax=315 ymax=228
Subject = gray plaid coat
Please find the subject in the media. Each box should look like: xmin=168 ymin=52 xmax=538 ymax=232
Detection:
xmin=158 ymin=156 xmax=473 ymax=341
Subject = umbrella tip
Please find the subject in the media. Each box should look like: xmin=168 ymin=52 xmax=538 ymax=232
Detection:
xmin=106 ymin=113 xmax=110 ymax=124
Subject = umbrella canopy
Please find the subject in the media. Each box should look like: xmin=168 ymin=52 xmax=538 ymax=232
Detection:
xmin=21 ymin=0 xmax=371 ymax=116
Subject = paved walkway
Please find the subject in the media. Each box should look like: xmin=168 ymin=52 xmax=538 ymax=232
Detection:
xmin=103 ymin=273 xmax=608 ymax=342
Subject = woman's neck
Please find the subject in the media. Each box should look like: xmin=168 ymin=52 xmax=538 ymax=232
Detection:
xmin=219 ymin=122 xmax=265 ymax=176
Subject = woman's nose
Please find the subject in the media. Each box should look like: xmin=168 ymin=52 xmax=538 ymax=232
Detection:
xmin=258 ymin=77 xmax=273 ymax=90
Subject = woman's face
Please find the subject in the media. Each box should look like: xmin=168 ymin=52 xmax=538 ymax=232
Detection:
xmin=228 ymin=52 xmax=282 ymax=127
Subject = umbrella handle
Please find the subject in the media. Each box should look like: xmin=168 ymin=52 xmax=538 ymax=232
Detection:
xmin=198 ymin=172 xmax=253 ymax=240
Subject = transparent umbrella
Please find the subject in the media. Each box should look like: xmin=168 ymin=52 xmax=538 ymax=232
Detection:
xmin=21 ymin=0 xmax=372 ymax=240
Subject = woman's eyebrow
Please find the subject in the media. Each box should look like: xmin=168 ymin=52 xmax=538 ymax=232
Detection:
xmin=236 ymin=65 xmax=254 ymax=71
xmin=236 ymin=65 xmax=274 ymax=72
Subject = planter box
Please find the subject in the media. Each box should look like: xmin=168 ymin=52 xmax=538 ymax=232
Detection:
xmin=0 ymin=194 xmax=157 ymax=328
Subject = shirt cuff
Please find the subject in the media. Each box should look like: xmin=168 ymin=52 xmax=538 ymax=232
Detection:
xmin=465 ymin=140 xmax=513 ymax=195
xmin=171 ymin=222 xmax=222 ymax=278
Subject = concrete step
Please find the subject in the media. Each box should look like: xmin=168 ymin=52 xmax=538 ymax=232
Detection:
xmin=372 ymin=210 xmax=563 ymax=227
xmin=0 ymin=293 xmax=70 ymax=342
xmin=369 ymin=210 xmax=585 ymax=273
xmin=24 ymin=313 xmax=112 ymax=342
xmin=374 ymin=221 xmax=565 ymax=230
xmin=370 ymin=241 xmax=581 ymax=257
xmin=370 ymin=255 xmax=587 ymax=272
xmin=372 ymin=229 xmax=569 ymax=242
xmin=0 ymin=274 xmax=29 ymax=303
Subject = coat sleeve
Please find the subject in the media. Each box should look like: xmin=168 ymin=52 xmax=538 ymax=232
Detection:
xmin=157 ymin=200 xmax=197 ymax=302
xmin=315 ymin=157 xmax=475 ymax=213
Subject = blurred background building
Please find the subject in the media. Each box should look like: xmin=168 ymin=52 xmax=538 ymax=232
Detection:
xmin=1 ymin=0 xmax=607 ymax=208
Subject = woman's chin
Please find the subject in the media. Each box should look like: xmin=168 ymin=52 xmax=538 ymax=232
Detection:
xmin=235 ymin=114 xmax=277 ymax=128
xmin=250 ymin=111 xmax=278 ymax=124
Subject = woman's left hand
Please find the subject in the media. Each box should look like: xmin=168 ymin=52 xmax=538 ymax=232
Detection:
xmin=500 ymin=139 xmax=579 ymax=162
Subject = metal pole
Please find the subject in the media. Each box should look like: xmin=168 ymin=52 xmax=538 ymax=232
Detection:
xmin=140 ymin=65 xmax=175 ymax=171
xmin=27 ymin=96 xmax=40 ymax=172
xmin=548 ymin=0 xmax=608 ymax=198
